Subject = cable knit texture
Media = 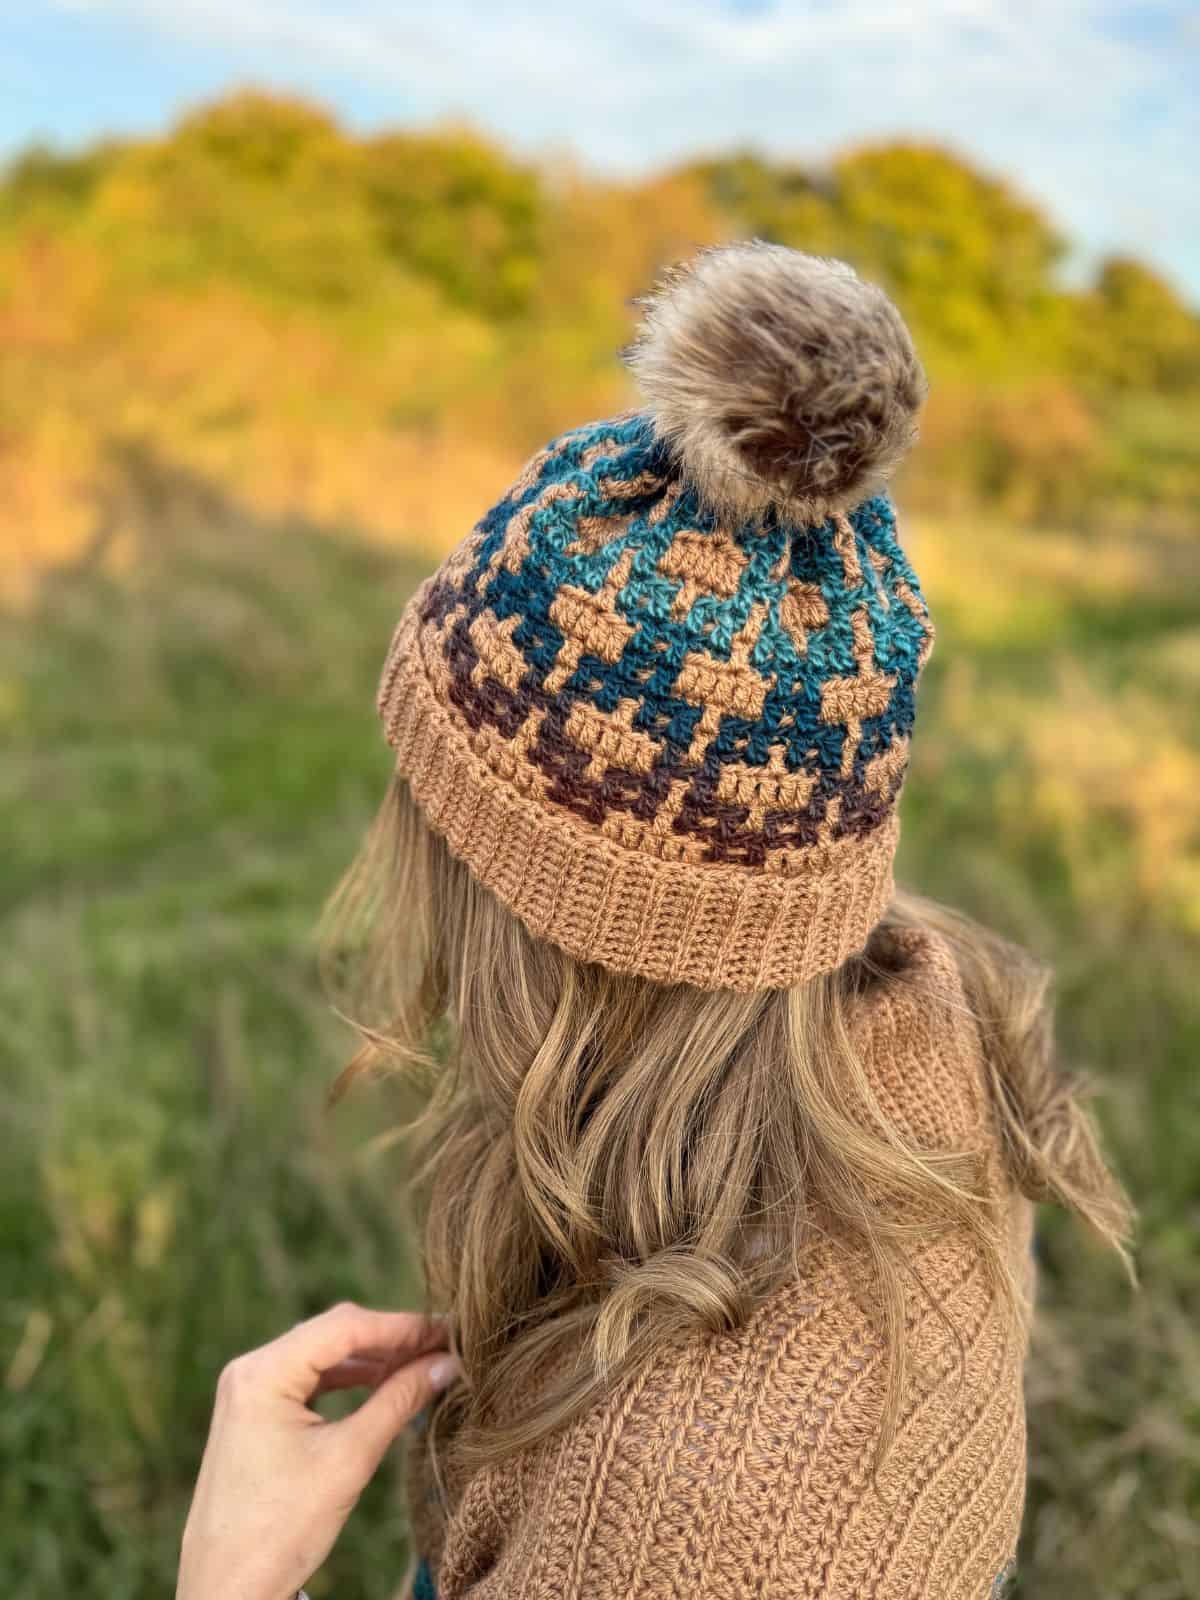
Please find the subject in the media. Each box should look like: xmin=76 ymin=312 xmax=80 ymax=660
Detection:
xmin=402 ymin=930 xmax=1035 ymax=1600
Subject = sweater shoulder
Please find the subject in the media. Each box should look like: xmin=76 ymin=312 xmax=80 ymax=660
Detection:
xmin=847 ymin=924 xmax=1000 ymax=1162
xmin=428 ymin=1236 xmax=1028 ymax=1599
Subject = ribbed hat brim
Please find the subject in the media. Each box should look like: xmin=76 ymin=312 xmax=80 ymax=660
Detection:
xmin=378 ymin=587 xmax=898 ymax=993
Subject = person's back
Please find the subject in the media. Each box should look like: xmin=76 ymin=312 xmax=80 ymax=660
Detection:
xmin=323 ymin=243 xmax=1129 ymax=1599
xmin=395 ymin=919 xmax=1035 ymax=1600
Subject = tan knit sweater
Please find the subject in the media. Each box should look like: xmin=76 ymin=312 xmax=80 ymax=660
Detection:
xmin=404 ymin=930 xmax=1035 ymax=1600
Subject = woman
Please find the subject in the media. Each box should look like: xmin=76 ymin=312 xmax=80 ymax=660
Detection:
xmin=178 ymin=243 xmax=1130 ymax=1599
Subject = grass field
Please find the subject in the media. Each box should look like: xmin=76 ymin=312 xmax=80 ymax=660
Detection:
xmin=2 ymin=451 xmax=1198 ymax=1598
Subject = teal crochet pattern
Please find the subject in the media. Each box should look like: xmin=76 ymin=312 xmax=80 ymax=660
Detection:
xmin=412 ymin=410 xmax=932 ymax=869
xmin=380 ymin=244 xmax=934 ymax=987
xmin=412 ymin=1557 xmax=437 ymax=1600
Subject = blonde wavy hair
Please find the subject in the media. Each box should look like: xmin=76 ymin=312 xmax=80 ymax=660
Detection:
xmin=322 ymin=774 xmax=1132 ymax=1469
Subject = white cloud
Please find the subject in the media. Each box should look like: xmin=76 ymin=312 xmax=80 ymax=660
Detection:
xmin=49 ymin=0 xmax=1200 ymax=291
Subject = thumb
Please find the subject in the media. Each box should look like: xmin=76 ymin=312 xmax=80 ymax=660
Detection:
xmin=342 ymin=1350 xmax=463 ymax=1475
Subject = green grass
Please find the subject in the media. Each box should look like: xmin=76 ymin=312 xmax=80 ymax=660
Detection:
xmin=1 ymin=455 xmax=1197 ymax=1598
xmin=0 ymin=456 xmax=429 ymax=1597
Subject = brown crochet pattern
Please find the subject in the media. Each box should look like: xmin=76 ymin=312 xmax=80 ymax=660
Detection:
xmin=377 ymin=422 xmax=931 ymax=993
xmin=377 ymin=247 xmax=934 ymax=993
xmin=403 ymin=931 xmax=1034 ymax=1599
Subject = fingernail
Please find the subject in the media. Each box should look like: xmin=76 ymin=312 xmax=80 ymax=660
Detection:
xmin=429 ymin=1354 xmax=463 ymax=1392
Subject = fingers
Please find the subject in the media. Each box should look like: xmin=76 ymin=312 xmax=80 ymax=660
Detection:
xmin=314 ymin=1354 xmax=404 ymax=1397
xmin=340 ymin=1350 xmax=463 ymax=1474
xmin=267 ymin=1305 xmax=449 ymax=1401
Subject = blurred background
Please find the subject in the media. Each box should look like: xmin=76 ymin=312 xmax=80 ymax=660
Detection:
xmin=2 ymin=5 xmax=1198 ymax=1597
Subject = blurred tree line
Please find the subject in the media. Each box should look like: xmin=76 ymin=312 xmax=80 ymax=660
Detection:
xmin=2 ymin=90 xmax=1198 ymax=572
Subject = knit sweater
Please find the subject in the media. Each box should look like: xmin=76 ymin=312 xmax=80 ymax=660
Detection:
xmin=403 ymin=929 xmax=1036 ymax=1599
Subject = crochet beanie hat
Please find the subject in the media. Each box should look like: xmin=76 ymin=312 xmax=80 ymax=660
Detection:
xmin=377 ymin=242 xmax=933 ymax=992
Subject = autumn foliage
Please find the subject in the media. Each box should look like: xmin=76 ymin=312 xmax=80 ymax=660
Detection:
xmin=1 ymin=90 xmax=1197 ymax=585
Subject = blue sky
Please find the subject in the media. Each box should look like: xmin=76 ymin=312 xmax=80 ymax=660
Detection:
xmin=5 ymin=1 xmax=1198 ymax=299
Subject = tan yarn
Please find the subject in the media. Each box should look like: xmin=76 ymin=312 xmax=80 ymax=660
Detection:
xmin=378 ymin=581 xmax=902 ymax=992
xmin=402 ymin=931 xmax=1035 ymax=1599
xmin=376 ymin=245 xmax=936 ymax=994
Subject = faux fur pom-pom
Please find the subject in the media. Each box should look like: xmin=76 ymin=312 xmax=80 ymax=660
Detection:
xmin=623 ymin=241 xmax=927 ymax=527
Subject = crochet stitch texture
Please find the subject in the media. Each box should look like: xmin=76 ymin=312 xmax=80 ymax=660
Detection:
xmin=378 ymin=403 xmax=933 ymax=989
xmin=379 ymin=245 xmax=933 ymax=989
xmin=403 ymin=931 xmax=1034 ymax=1599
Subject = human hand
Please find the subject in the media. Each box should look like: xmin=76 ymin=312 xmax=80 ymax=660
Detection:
xmin=177 ymin=1303 xmax=461 ymax=1600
